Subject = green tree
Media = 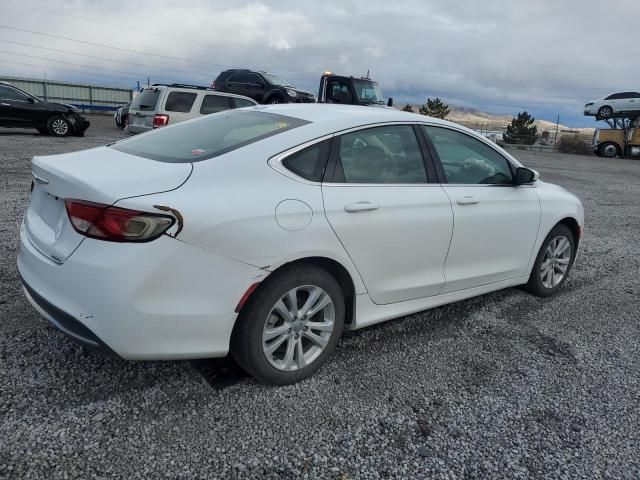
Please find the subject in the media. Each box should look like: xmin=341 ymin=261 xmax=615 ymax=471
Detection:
xmin=418 ymin=97 xmax=450 ymax=119
xmin=504 ymin=111 xmax=538 ymax=145
xmin=402 ymin=103 xmax=414 ymax=112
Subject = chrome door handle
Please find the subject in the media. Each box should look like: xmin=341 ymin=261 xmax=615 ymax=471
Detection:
xmin=456 ymin=196 xmax=479 ymax=205
xmin=344 ymin=202 xmax=379 ymax=213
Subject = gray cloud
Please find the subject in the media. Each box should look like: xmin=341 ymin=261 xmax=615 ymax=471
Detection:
xmin=2 ymin=0 xmax=638 ymax=125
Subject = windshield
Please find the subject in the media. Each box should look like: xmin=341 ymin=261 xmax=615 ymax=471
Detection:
xmin=262 ymin=74 xmax=292 ymax=87
xmin=110 ymin=110 xmax=310 ymax=163
xmin=352 ymin=79 xmax=384 ymax=105
xmin=130 ymin=88 xmax=161 ymax=111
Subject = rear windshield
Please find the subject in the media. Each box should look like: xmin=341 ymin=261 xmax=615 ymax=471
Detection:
xmin=110 ymin=110 xmax=310 ymax=163
xmin=130 ymin=88 xmax=161 ymax=112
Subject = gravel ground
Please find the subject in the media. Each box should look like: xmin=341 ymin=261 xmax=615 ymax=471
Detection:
xmin=1 ymin=116 xmax=639 ymax=479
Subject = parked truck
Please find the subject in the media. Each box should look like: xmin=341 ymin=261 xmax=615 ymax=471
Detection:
xmin=317 ymin=72 xmax=392 ymax=107
xmin=592 ymin=121 xmax=640 ymax=158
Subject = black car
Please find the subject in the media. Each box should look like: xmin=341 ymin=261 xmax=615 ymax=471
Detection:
xmin=212 ymin=69 xmax=315 ymax=104
xmin=114 ymin=103 xmax=130 ymax=129
xmin=0 ymin=81 xmax=90 ymax=137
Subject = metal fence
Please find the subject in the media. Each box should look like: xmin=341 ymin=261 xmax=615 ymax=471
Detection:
xmin=0 ymin=75 xmax=133 ymax=112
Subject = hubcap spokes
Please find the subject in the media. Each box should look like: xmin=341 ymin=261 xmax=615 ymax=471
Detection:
xmin=262 ymin=285 xmax=335 ymax=371
xmin=540 ymin=235 xmax=571 ymax=289
xmin=52 ymin=119 xmax=68 ymax=135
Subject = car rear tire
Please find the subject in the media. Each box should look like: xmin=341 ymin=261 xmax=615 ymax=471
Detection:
xmin=599 ymin=142 xmax=618 ymax=158
xmin=597 ymin=106 xmax=613 ymax=118
xmin=231 ymin=264 xmax=345 ymax=385
xmin=267 ymin=96 xmax=282 ymax=104
xmin=524 ymin=224 xmax=575 ymax=297
xmin=47 ymin=115 xmax=71 ymax=137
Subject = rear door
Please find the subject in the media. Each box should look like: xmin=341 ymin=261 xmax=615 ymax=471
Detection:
xmin=226 ymin=73 xmax=250 ymax=97
xmin=322 ymin=124 xmax=453 ymax=304
xmin=162 ymin=90 xmax=198 ymax=124
xmin=422 ymin=125 xmax=540 ymax=293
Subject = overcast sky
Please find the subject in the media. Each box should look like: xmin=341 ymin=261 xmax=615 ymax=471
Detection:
xmin=2 ymin=0 xmax=638 ymax=126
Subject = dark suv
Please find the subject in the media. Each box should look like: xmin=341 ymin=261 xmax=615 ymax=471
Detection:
xmin=0 ymin=81 xmax=90 ymax=136
xmin=212 ymin=69 xmax=315 ymax=104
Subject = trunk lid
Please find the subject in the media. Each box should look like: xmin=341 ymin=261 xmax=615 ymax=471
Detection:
xmin=25 ymin=146 xmax=191 ymax=264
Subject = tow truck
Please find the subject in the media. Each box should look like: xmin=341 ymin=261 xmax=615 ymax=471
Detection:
xmin=317 ymin=71 xmax=393 ymax=107
xmin=589 ymin=110 xmax=640 ymax=158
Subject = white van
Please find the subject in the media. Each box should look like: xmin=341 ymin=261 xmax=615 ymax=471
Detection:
xmin=125 ymin=83 xmax=258 ymax=134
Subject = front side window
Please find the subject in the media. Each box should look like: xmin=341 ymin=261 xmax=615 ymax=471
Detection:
xmin=352 ymin=80 xmax=384 ymax=105
xmin=0 ymin=86 xmax=29 ymax=101
xmin=282 ymin=140 xmax=331 ymax=182
xmin=200 ymin=95 xmax=231 ymax=114
xmin=247 ymin=74 xmax=264 ymax=85
xmin=334 ymin=125 xmax=427 ymax=184
xmin=165 ymin=92 xmax=197 ymax=113
xmin=111 ymin=110 xmax=310 ymax=163
xmin=262 ymin=74 xmax=291 ymax=87
xmin=424 ymin=126 xmax=513 ymax=185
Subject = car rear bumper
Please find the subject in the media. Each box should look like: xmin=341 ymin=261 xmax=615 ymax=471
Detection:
xmin=124 ymin=124 xmax=151 ymax=134
xmin=17 ymin=222 xmax=267 ymax=360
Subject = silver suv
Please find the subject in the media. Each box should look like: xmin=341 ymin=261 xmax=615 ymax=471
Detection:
xmin=125 ymin=83 xmax=257 ymax=134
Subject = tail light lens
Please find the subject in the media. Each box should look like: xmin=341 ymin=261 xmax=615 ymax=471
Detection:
xmin=211 ymin=81 xmax=218 ymax=89
xmin=64 ymin=199 xmax=175 ymax=242
xmin=153 ymin=114 xmax=170 ymax=128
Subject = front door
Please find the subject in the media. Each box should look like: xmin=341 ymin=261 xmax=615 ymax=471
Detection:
xmin=322 ymin=124 xmax=453 ymax=305
xmin=422 ymin=125 xmax=541 ymax=293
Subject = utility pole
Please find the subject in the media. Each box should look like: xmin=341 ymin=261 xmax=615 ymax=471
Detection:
xmin=147 ymin=76 xmax=150 ymax=86
xmin=554 ymin=114 xmax=560 ymax=144
xmin=137 ymin=80 xmax=140 ymax=92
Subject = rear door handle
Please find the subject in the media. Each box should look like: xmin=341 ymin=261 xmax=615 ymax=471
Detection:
xmin=344 ymin=202 xmax=379 ymax=213
xmin=456 ymin=196 xmax=479 ymax=205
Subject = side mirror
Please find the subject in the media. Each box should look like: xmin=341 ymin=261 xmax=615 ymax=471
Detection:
xmin=515 ymin=167 xmax=539 ymax=185
xmin=387 ymin=98 xmax=393 ymax=107
xmin=27 ymin=97 xmax=35 ymax=104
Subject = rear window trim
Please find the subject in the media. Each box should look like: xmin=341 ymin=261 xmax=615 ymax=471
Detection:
xmin=110 ymin=111 xmax=311 ymax=163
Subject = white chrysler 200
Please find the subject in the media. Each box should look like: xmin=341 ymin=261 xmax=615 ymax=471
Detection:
xmin=18 ymin=105 xmax=584 ymax=385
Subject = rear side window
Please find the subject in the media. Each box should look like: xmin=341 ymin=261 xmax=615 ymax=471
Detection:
xmin=200 ymin=95 xmax=232 ymax=114
xmin=130 ymin=88 xmax=161 ymax=111
xmin=111 ymin=110 xmax=310 ymax=163
xmin=165 ymin=92 xmax=197 ymax=113
xmin=228 ymin=73 xmax=249 ymax=84
xmin=233 ymin=98 xmax=255 ymax=108
xmin=282 ymin=140 xmax=331 ymax=182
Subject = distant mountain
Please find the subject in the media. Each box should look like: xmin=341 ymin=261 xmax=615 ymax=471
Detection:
xmin=399 ymin=104 xmax=594 ymax=135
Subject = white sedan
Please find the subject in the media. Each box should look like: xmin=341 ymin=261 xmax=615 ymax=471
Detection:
xmin=584 ymin=92 xmax=640 ymax=118
xmin=18 ymin=105 xmax=584 ymax=385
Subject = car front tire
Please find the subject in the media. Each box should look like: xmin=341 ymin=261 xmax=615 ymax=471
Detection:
xmin=231 ymin=264 xmax=345 ymax=385
xmin=46 ymin=115 xmax=71 ymax=137
xmin=524 ymin=224 xmax=576 ymax=297
xmin=597 ymin=106 xmax=613 ymax=118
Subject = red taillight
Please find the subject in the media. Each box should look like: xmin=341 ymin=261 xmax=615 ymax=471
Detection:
xmin=211 ymin=81 xmax=218 ymax=90
xmin=64 ymin=199 xmax=175 ymax=243
xmin=153 ymin=114 xmax=169 ymax=128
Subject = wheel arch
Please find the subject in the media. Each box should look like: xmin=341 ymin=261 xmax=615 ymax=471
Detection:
xmin=558 ymin=216 xmax=581 ymax=250
xmin=236 ymin=256 xmax=357 ymax=327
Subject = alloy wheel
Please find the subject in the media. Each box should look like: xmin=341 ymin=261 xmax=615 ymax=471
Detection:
xmin=262 ymin=285 xmax=335 ymax=371
xmin=540 ymin=235 xmax=572 ymax=289
xmin=52 ymin=119 xmax=69 ymax=135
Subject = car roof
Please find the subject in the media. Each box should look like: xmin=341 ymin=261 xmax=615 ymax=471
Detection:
xmin=247 ymin=103 xmax=454 ymax=130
